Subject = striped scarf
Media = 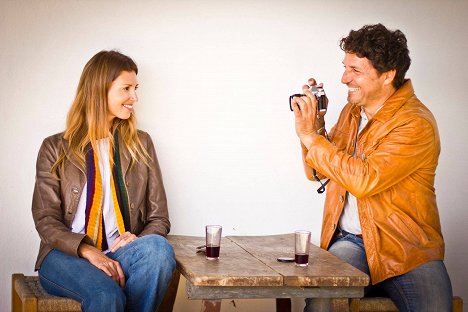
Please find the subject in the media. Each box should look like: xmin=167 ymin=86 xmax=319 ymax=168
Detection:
xmin=85 ymin=132 xmax=130 ymax=250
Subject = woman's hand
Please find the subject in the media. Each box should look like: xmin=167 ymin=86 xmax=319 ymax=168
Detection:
xmin=110 ymin=231 xmax=138 ymax=253
xmin=291 ymin=78 xmax=327 ymax=149
xmin=78 ymin=243 xmax=126 ymax=287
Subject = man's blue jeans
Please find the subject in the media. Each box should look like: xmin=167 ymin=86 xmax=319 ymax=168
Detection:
xmin=304 ymin=231 xmax=453 ymax=312
xmin=39 ymin=234 xmax=176 ymax=312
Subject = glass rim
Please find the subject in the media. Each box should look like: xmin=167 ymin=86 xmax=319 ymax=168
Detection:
xmin=206 ymin=225 xmax=222 ymax=228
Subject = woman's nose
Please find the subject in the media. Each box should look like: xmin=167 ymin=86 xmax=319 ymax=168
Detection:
xmin=130 ymin=91 xmax=138 ymax=102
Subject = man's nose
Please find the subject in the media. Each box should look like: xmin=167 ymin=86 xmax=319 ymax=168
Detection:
xmin=341 ymin=70 xmax=351 ymax=84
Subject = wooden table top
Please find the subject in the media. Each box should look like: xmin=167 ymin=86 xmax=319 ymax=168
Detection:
xmin=167 ymin=234 xmax=369 ymax=288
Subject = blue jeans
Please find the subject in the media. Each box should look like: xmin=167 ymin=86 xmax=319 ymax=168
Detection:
xmin=39 ymin=234 xmax=176 ymax=312
xmin=304 ymin=231 xmax=453 ymax=312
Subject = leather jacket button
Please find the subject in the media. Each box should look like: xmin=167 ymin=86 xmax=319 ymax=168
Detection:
xmin=130 ymin=203 xmax=135 ymax=209
xmin=71 ymin=187 xmax=79 ymax=194
xmin=331 ymin=224 xmax=336 ymax=230
xmin=339 ymin=195 xmax=345 ymax=203
xmin=361 ymin=153 xmax=366 ymax=160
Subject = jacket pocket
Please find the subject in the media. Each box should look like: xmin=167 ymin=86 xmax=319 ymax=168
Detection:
xmin=388 ymin=212 xmax=428 ymax=246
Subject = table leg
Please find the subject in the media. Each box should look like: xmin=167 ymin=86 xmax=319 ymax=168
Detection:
xmin=310 ymin=298 xmax=331 ymax=312
xmin=302 ymin=298 xmax=350 ymax=312
xmin=331 ymin=298 xmax=350 ymax=312
xmin=201 ymin=300 xmax=222 ymax=312
xmin=276 ymin=298 xmax=291 ymax=312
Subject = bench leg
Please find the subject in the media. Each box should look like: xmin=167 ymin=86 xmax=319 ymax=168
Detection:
xmin=201 ymin=300 xmax=221 ymax=312
xmin=12 ymin=273 xmax=38 ymax=312
xmin=453 ymin=296 xmax=463 ymax=312
xmin=12 ymin=273 xmax=22 ymax=312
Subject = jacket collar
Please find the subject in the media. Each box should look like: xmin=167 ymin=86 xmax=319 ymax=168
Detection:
xmin=61 ymin=130 xmax=132 ymax=177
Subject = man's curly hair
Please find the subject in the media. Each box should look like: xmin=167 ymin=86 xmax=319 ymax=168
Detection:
xmin=339 ymin=24 xmax=411 ymax=89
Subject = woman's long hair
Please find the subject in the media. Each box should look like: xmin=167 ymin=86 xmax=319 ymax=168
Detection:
xmin=52 ymin=50 xmax=150 ymax=175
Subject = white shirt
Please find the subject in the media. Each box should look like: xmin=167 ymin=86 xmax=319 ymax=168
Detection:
xmin=71 ymin=138 xmax=120 ymax=251
xmin=338 ymin=108 xmax=369 ymax=235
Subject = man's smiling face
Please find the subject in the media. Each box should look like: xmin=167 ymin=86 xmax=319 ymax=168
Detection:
xmin=341 ymin=53 xmax=390 ymax=110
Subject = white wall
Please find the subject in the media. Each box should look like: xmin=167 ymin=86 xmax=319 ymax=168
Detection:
xmin=1 ymin=0 xmax=467 ymax=311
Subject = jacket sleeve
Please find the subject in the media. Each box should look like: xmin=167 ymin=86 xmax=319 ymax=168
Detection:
xmin=304 ymin=115 xmax=439 ymax=198
xmin=301 ymin=121 xmax=341 ymax=181
xmin=31 ymin=137 xmax=91 ymax=258
xmin=139 ymin=133 xmax=171 ymax=236
xmin=301 ymin=142 xmax=326 ymax=181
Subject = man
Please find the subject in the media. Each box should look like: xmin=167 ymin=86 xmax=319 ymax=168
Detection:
xmin=291 ymin=24 xmax=452 ymax=311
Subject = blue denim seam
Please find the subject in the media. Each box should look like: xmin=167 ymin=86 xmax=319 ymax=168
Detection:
xmin=39 ymin=275 xmax=85 ymax=304
xmin=385 ymin=277 xmax=411 ymax=311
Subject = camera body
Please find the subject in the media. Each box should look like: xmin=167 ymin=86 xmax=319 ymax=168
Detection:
xmin=289 ymin=85 xmax=327 ymax=112
xmin=309 ymin=85 xmax=327 ymax=112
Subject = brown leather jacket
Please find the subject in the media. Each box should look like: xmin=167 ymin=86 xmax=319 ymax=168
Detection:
xmin=32 ymin=130 xmax=170 ymax=270
xmin=302 ymin=80 xmax=444 ymax=284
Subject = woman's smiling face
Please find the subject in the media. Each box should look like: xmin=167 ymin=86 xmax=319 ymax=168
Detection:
xmin=107 ymin=70 xmax=139 ymax=126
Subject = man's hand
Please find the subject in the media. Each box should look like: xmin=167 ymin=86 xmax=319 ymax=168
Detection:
xmin=291 ymin=78 xmax=327 ymax=149
xmin=78 ymin=243 xmax=126 ymax=287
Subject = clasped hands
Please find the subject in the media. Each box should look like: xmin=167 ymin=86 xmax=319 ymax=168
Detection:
xmin=290 ymin=78 xmax=328 ymax=149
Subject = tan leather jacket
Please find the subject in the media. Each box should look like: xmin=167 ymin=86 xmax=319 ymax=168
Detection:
xmin=32 ymin=130 xmax=170 ymax=270
xmin=302 ymin=80 xmax=444 ymax=284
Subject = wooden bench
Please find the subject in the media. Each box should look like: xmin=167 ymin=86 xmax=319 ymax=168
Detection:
xmin=12 ymin=273 xmax=464 ymax=312
xmin=350 ymin=296 xmax=463 ymax=312
xmin=12 ymin=273 xmax=81 ymax=312
xmin=11 ymin=272 xmax=180 ymax=312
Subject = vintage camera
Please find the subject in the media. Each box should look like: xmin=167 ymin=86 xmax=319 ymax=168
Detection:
xmin=289 ymin=85 xmax=327 ymax=112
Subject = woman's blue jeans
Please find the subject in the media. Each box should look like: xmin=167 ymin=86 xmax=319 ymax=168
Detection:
xmin=304 ymin=231 xmax=453 ymax=312
xmin=39 ymin=234 xmax=176 ymax=312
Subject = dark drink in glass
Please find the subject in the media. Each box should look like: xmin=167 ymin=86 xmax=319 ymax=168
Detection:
xmin=295 ymin=253 xmax=309 ymax=266
xmin=295 ymin=230 xmax=311 ymax=266
xmin=206 ymin=246 xmax=220 ymax=260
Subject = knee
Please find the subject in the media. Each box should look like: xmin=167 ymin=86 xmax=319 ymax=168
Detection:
xmin=139 ymin=235 xmax=176 ymax=271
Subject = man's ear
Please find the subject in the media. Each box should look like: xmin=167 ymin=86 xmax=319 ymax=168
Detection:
xmin=383 ymin=69 xmax=396 ymax=86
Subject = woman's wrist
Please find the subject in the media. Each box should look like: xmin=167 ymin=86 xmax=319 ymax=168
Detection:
xmin=78 ymin=242 xmax=97 ymax=259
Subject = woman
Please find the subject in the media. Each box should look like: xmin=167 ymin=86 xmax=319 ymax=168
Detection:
xmin=32 ymin=50 xmax=176 ymax=312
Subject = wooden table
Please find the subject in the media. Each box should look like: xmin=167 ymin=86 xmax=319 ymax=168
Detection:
xmin=167 ymin=234 xmax=369 ymax=312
